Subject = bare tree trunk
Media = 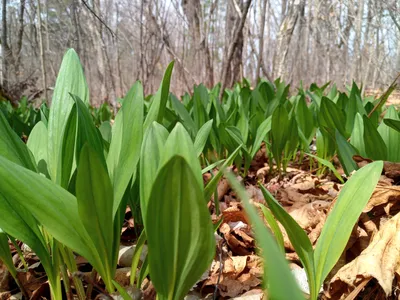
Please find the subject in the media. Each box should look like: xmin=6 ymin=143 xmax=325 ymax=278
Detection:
xmin=351 ymin=0 xmax=364 ymax=83
xmin=182 ymin=0 xmax=214 ymax=87
xmin=139 ymin=0 xmax=145 ymax=81
xmin=2 ymin=0 xmax=9 ymax=89
xmin=220 ymin=0 xmax=252 ymax=98
xmin=15 ymin=0 xmax=26 ymax=77
xmin=37 ymin=0 xmax=48 ymax=101
xmin=256 ymin=0 xmax=267 ymax=80
xmin=273 ymin=0 xmax=305 ymax=79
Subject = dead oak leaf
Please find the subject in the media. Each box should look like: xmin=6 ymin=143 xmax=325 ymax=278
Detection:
xmin=328 ymin=212 xmax=400 ymax=298
xmin=218 ymin=273 xmax=262 ymax=298
xmin=363 ymin=185 xmax=400 ymax=215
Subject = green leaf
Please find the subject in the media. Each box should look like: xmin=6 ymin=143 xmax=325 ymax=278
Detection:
xmin=107 ymin=82 xmax=144 ymax=215
xmin=378 ymin=106 xmax=400 ymax=162
xmin=170 ymin=94 xmax=197 ymax=137
xmin=143 ymin=62 xmax=174 ymax=130
xmin=335 ymin=130 xmax=358 ymax=176
xmin=319 ymin=97 xmax=347 ymax=138
xmin=271 ymin=104 xmax=290 ymax=169
xmin=295 ymin=95 xmax=314 ymax=142
xmin=0 ymin=156 xmax=107 ymax=286
xmin=204 ymin=145 xmax=242 ymax=201
xmin=60 ymin=106 xmax=77 ymax=189
xmin=306 ymin=153 xmax=344 ymax=183
xmin=258 ymin=203 xmax=285 ymax=254
xmin=314 ymin=161 xmax=382 ymax=289
xmin=194 ymin=119 xmax=213 ymax=157
xmin=140 ymin=122 xmax=169 ymax=224
xmin=130 ymin=230 xmax=147 ymax=285
xmin=250 ymin=116 xmax=271 ymax=158
xmin=72 ymin=95 xmax=105 ymax=168
xmin=0 ymin=111 xmax=36 ymax=171
xmin=160 ymin=123 xmax=203 ymax=189
xmin=48 ymin=49 xmax=89 ymax=182
xmin=112 ymin=280 xmax=133 ymax=300
xmin=192 ymin=85 xmax=209 ymax=131
xmin=363 ymin=115 xmax=387 ymax=160
xmin=27 ymin=121 xmax=49 ymax=176
xmin=146 ymin=156 xmax=215 ymax=300
xmin=76 ymin=144 xmax=114 ymax=284
xmin=383 ymin=118 xmax=400 ymax=132
xmin=226 ymin=173 xmax=304 ymax=300
xmin=0 ymin=230 xmax=16 ymax=278
xmin=350 ymin=113 xmax=366 ymax=157
xmin=260 ymin=184 xmax=316 ymax=299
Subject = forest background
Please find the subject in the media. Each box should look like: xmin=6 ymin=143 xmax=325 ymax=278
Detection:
xmin=1 ymin=0 xmax=400 ymax=105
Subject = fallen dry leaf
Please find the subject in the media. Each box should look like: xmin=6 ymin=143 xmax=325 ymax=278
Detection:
xmin=220 ymin=222 xmax=255 ymax=255
xmin=327 ymin=212 xmax=400 ymax=298
xmin=204 ymin=254 xmax=264 ymax=298
xmin=363 ymin=185 xmax=400 ymax=215
xmin=218 ymin=273 xmax=261 ymax=298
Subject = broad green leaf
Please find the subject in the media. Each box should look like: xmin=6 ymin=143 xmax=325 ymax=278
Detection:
xmin=194 ymin=119 xmax=213 ymax=157
xmin=363 ymin=115 xmax=387 ymax=160
xmin=160 ymin=123 xmax=203 ymax=189
xmin=384 ymin=118 xmax=400 ymax=132
xmin=350 ymin=113 xmax=366 ymax=157
xmin=76 ymin=144 xmax=114 ymax=284
xmin=48 ymin=49 xmax=89 ymax=182
xmin=60 ymin=107 xmax=77 ymax=189
xmin=72 ymin=95 xmax=105 ymax=168
xmin=319 ymin=97 xmax=347 ymax=138
xmin=0 ymin=230 xmax=16 ymax=278
xmin=140 ymin=122 xmax=169 ymax=223
xmin=170 ymin=94 xmax=197 ymax=137
xmin=345 ymin=84 xmax=365 ymax=134
xmin=0 ymin=156 xmax=104 ymax=282
xmin=227 ymin=173 xmax=304 ymax=300
xmin=192 ymin=85 xmax=209 ymax=132
xmin=27 ymin=121 xmax=48 ymax=176
xmin=250 ymin=116 xmax=271 ymax=158
xmin=295 ymin=95 xmax=314 ymax=143
xmin=378 ymin=106 xmax=400 ymax=162
xmin=99 ymin=121 xmax=112 ymax=144
xmin=271 ymin=104 xmax=290 ymax=169
xmin=335 ymin=130 xmax=358 ymax=176
xmin=259 ymin=204 xmax=285 ymax=254
xmin=107 ymin=83 xmax=144 ymax=215
xmin=260 ymin=184 xmax=316 ymax=299
xmin=314 ymin=161 xmax=382 ymax=289
xmin=0 ymin=111 xmax=36 ymax=171
xmin=146 ymin=156 xmax=215 ymax=300
xmin=143 ymin=62 xmax=174 ymax=130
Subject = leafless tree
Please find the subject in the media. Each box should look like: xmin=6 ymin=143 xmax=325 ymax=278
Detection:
xmin=1 ymin=0 xmax=400 ymax=104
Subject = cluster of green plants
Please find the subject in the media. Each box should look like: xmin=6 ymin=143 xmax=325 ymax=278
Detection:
xmin=0 ymin=94 xmax=113 ymax=138
xmin=0 ymin=49 xmax=393 ymax=299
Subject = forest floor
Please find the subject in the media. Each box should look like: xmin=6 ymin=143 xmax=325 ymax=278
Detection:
xmin=2 ymin=137 xmax=400 ymax=299
xmin=2 ymin=151 xmax=400 ymax=299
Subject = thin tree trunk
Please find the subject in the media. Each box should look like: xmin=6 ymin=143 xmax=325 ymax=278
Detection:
xmin=220 ymin=0 xmax=252 ymax=98
xmin=139 ymin=0 xmax=145 ymax=81
xmin=37 ymin=0 xmax=48 ymax=101
xmin=2 ymin=0 xmax=9 ymax=89
xmin=15 ymin=0 xmax=26 ymax=76
xmin=273 ymin=0 xmax=305 ymax=79
xmin=256 ymin=0 xmax=267 ymax=80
